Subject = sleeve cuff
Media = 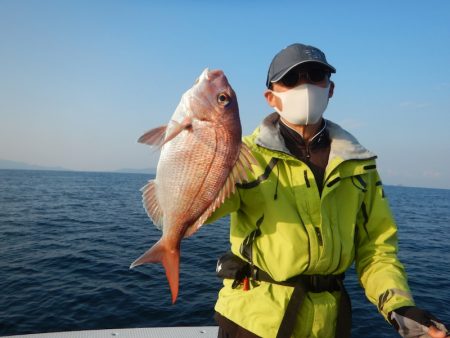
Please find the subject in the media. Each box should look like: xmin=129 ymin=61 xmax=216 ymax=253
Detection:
xmin=378 ymin=288 xmax=416 ymax=320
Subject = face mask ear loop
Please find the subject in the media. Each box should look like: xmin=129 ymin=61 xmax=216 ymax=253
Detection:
xmin=269 ymin=90 xmax=281 ymax=114
xmin=305 ymin=88 xmax=310 ymax=125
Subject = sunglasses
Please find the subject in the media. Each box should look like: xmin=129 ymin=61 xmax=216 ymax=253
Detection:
xmin=279 ymin=68 xmax=330 ymax=87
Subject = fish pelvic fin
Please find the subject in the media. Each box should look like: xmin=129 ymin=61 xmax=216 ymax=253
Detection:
xmin=140 ymin=180 xmax=163 ymax=230
xmin=237 ymin=143 xmax=258 ymax=176
xmin=228 ymin=142 xmax=258 ymax=187
xmin=184 ymin=143 xmax=258 ymax=237
xmin=130 ymin=239 xmax=180 ymax=304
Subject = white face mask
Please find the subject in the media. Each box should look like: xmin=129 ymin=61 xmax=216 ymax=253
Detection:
xmin=271 ymin=83 xmax=330 ymax=125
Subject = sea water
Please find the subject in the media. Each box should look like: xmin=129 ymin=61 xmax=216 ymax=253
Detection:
xmin=0 ymin=170 xmax=449 ymax=337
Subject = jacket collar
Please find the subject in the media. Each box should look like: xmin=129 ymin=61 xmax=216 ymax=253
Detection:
xmin=279 ymin=118 xmax=329 ymax=153
xmin=254 ymin=113 xmax=376 ymax=162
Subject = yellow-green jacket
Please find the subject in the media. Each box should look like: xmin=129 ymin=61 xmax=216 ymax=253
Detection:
xmin=209 ymin=114 xmax=415 ymax=338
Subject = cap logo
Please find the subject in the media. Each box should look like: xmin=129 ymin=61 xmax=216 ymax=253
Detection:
xmin=305 ymin=48 xmax=325 ymax=60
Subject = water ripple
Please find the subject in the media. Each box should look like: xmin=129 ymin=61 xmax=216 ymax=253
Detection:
xmin=0 ymin=171 xmax=449 ymax=336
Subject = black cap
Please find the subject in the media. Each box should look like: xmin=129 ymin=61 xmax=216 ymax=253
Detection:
xmin=266 ymin=43 xmax=336 ymax=88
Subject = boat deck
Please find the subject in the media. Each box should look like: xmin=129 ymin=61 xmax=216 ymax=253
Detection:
xmin=2 ymin=327 xmax=219 ymax=338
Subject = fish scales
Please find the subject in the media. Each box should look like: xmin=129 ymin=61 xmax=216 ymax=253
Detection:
xmin=130 ymin=68 xmax=255 ymax=303
xmin=157 ymin=121 xmax=234 ymax=230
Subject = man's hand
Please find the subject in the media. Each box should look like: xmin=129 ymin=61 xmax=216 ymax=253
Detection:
xmin=389 ymin=306 xmax=449 ymax=338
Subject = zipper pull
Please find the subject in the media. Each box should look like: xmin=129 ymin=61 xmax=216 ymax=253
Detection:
xmin=314 ymin=227 xmax=323 ymax=246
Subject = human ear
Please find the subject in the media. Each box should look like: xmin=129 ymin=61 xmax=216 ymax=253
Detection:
xmin=328 ymin=81 xmax=335 ymax=98
xmin=264 ymin=90 xmax=278 ymax=109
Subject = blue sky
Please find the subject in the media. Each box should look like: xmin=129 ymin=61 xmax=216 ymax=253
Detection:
xmin=1 ymin=0 xmax=449 ymax=189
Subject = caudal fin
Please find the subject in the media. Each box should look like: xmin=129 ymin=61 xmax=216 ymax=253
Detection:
xmin=130 ymin=239 xmax=180 ymax=303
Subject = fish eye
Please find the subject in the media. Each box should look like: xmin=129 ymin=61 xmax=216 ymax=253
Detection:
xmin=217 ymin=93 xmax=230 ymax=106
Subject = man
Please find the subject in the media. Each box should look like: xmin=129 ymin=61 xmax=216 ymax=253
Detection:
xmin=209 ymin=43 xmax=448 ymax=338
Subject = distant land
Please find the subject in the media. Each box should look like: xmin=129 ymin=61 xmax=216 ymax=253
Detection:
xmin=0 ymin=159 xmax=68 ymax=171
xmin=114 ymin=167 xmax=156 ymax=175
xmin=0 ymin=159 xmax=156 ymax=175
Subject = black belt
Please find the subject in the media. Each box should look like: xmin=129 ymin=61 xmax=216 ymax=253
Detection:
xmin=216 ymin=252 xmax=352 ymax=338
xmin=251 ymin=265 xmax=342 ymax=292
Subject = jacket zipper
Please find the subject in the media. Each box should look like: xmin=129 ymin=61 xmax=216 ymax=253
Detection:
xmin=306 ymin=143 xmax=311 ymax=158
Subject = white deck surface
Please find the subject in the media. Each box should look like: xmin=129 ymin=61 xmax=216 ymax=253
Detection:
xmin=2 ymin=327 xmax=219 ymax=338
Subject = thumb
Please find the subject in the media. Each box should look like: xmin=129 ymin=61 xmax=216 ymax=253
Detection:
xmin=428 ymin=325 xmax=447 ymax=338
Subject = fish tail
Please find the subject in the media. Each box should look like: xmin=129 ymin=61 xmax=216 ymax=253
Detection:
xmin=130 ymin=239 xmax=180 ymax=304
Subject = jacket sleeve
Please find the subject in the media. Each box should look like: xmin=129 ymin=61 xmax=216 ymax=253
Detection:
xmin=354 ymin=169 xmax=415 ymax=320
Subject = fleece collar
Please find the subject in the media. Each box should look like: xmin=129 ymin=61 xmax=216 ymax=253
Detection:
xmin=255 ymin=113 xmax=376 ymax=162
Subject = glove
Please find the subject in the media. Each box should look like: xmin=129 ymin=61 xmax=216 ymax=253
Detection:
xmin=389 ymin=306 xmax=449 ymax=338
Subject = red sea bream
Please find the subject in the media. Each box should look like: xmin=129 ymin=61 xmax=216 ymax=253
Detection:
xmin=130 ymin=68 xmax=255 ymax=303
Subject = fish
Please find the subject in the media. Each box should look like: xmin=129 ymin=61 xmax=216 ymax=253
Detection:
xmin=130 ymin=68 xmax=256 ymax=303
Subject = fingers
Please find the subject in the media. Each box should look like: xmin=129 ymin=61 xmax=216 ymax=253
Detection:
xmin=428 ymin=325 xmax=447 ymax=338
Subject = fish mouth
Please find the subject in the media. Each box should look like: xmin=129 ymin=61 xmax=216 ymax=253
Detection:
xmin=198 ymin=68 xmax=225 ymax=83
xmin=200 ymin=68 xmax=210 ymax=81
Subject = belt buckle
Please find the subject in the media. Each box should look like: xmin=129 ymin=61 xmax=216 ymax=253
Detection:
xmin=250 ymin=265 xmax=259 ymax=280
xmin=310 ymin=275 xmax=320 ymax=292
xmin=310 ymin=275 xmax=330 ymax=293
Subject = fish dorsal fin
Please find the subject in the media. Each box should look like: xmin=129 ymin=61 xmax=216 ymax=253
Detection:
xmin=184 ymin=143 xmax=257 ymax=237
xmin=140 ymin=180 xmax=164 ymax=230
xmin=138 ymin=125 xmax=167 ymax=147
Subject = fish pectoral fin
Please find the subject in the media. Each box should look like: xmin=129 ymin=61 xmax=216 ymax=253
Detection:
xmin=138 ymin=125 xmax=167 ymax=147
xmin=138 ymin=117 xmax=193 ymax=148
xmin=184 ymin=143 xmax=258 ymax=238
xmin=161 ymin=116 xmax=193 ymax=146
xmin=140 ymin=180 xmax=164 ymax=229
xmin=130 ymin=239 xmax=180 ymax=304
